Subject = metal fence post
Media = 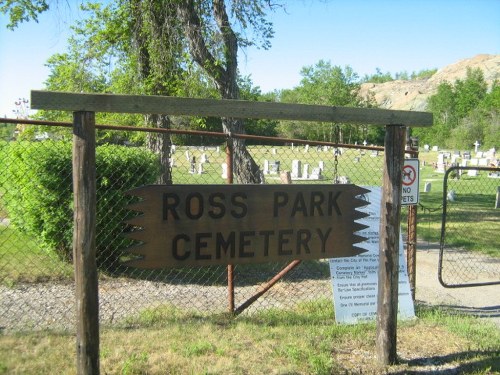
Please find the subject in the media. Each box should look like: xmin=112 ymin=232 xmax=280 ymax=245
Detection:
xmin=226 ymin=138 xmax=235 ymax=313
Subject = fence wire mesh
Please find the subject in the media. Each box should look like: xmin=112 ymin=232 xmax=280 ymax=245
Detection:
xmin=439 ymin=166 xmax=500 ymax=287
xmin=0 ymin=121 xmax=389 ymax=331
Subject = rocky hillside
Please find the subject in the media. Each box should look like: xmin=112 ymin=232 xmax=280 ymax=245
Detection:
xmin=359 ymin=54 xmax=500 ymax=112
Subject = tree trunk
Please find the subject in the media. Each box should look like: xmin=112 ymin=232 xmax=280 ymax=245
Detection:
xmin=177 ymin=0 xmax=262 ymax=184
xmin=146 ymin=114 xmax=173 ymax=185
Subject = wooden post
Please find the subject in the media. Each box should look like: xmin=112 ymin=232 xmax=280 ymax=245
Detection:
xmin=376 ymin=125 xmax=406 ymax=365
xmin=73 ymin=111 xmax=99 ymax=375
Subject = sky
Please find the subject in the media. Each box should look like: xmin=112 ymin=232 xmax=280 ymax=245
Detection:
xmin=1 ymin=0 xmax=499 ymax=117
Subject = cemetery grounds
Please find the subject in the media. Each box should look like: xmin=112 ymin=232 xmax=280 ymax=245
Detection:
xmin=0 ymin=141 xmax=499 ymax=374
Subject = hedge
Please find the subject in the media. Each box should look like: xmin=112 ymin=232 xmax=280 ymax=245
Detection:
xmin=1 ymin=140 xmax=159 ymax=270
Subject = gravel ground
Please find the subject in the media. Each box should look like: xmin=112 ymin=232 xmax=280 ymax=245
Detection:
xmin=1 ymin=243 xmax=498 ymax=332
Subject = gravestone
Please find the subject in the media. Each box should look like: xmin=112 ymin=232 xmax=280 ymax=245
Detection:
xmin=338 ymin=176 xmax=350 ymax=184
xmin=221 ymin=163 xmax=228 ymax=179
xmin=318 ymin=161 xmax=325 ymax=171
xmin=479 ymin=158 xmax=489 ymax=166
xmin=424 ymin=182 xmax=432 ymax=193
xmin=302 ymin=164 xmax=309 ymax=179
xmin=371 ymin=150 xmax=379 ymax=157
xmin=304 ymin=144 xmax=309 ymax=153
xmin=432 ymin=146 xmax=439 ymax=152
xmin=269 ymin=161 xmax=280 ymax=174
xmin=463 ymin=151 xmax=471 ymax=160
xmin=216 ymin=146 xmax=220 ymax=153
xmin=197 ymin=163 xmax=205 ymax=174
xmin=291 ymin=160 xmax=302 ymax=178
xmin=272 ymin=148 xmax=277 ymax=155
xmin=476 ymin=151 xmax=484 ymax=158
xmin=436 ymin=153 xmax=446 ymax=173
xmin=263 ymin=160 xmax=270 ymax=175
xmin=310 ymin=167 xmax=323 ymax=180
xmin=171 ymin=144 xmax=176 ymax=153
xmin=447 ymin=190 xmax=456 ymax=201
xmin=467 ymin=169 xmax=478 ymax=177
xmin=201 ymin=153 xmax=209 ymax=164
xmin=424 ymin=144 xmax=430 ymax=152
xmin=170 ymin=157 xmax=175 ymax=168
xmin=474 ymin=140 xmax=480 ymax=153
xmin=185 ymin=150 xmax=191 ymax=162
xmin=189 ymin=156 xmax=196 ymax=174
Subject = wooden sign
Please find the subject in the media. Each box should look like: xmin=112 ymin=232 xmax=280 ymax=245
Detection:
xmin=123 ymin=184 xmax=370 ymax=268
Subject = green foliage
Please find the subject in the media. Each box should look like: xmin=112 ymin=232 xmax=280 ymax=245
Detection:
xmin=363 ymin=67 xmax=437 ymax=83
xmin=2 ymin=141 xmax=159 ymax=269
xmin=0 ymin=0 xmax=48 ymax=30
xmin=277 ymin=61 xmax=379 ymax=144
xmin=414 ymin=68 xmax=496 ymax=149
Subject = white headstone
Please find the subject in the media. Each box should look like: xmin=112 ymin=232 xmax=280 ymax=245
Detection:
xmin=216 ymin=146 xmax=220 ymax=153
xmin=302 ymin=164 xmax=309 ymax=179
xmin=310 ymin=167 xmax=323 ymax=180
xmin=263 ymin=160 xmax=270 ymax=175
xmin=170 ymin=157 xmax=175 ymax=168
xmin=424 ymin=182 xmax=432 ymax=193
xmin=479 ymin=158 xmax=489 ymax=166
xmin=432 ymin=146 xmax=439 ymax=152
xmin=304 ymin=144 xmax=309 ymax=153
xmin=201 ymin=153 xmax=209 ymax=163
xmin=467 ymin=169 xmax=478 ymax=177
xmin=197 ymin=163 xmax=204 ymax=174
xmin=291 ymin=160 xmax=302 ymax=178
xmin=272 ymin=148 xmax=277 ymax=155
xmin=474 ymin=140 xmax=480 ymax=153
xmin=424 ymin=144 xmax=430 ymax=152
xmin=185 ymin=150 xmax=191 ymax=161
xmin=318 ymin=161 xmax=325 ymax=171
xmin=470 ymin=158 xmax=479 ymax=166
xmin=221 ymin=163 xmax=228 ymax=179
xmin=363 ymin=140 xmax=368 ymax=147
xmin=171 ymin=144 xmax=176 ymax=153
xmin=447 ymin=190 xmax=456 ymax=201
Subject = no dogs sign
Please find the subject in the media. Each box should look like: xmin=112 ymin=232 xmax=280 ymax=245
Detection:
xmin=401 ymin=159 xmax=419 ymax=206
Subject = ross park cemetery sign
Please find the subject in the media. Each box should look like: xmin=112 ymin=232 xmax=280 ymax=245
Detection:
xmin=124 ymin=184 xmax=370 ymax=268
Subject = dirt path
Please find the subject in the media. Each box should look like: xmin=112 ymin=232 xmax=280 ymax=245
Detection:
xmin=415 ymin=243 xmax=500 ymax=329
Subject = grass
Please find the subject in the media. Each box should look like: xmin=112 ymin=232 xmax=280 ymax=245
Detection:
xmin=0 ymin=299 xmax=498 ymax=374
xmin=416 ymin=150 xmax=499 ymax=257
xmin=0 ymin=225 xmax=73 ymax=286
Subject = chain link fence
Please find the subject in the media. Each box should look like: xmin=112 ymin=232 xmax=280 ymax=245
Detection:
xmin=0 ymin=121 xmax=390 ymax=331
xmin=439 ymin=165 xmax=500 ymax=287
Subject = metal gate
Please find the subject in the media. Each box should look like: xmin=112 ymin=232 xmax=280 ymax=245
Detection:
xmin=439 ymin=165 xmax=500 ymax=287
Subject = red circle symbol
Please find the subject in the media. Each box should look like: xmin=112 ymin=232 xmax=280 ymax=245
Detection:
xmin=402 ymin=165 xmax=416 ymax=186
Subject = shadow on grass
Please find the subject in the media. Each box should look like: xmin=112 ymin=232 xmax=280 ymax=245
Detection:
xmin=393 ymin=349 xmax=500 ymax=374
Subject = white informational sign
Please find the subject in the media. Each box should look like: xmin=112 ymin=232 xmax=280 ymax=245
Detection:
xmin=401 ymin=159 xmax=420 ymax=206
xmin=329 ymin=186 xmax=415 ymax=324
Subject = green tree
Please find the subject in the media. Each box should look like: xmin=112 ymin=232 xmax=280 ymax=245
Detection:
xmin=4 ymin=0 xmax=280 ymax=184
xmin=278 ymin=61 xmax=378 ymax=144
xmin=415 ymin=68 xmax=492 ymax=149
